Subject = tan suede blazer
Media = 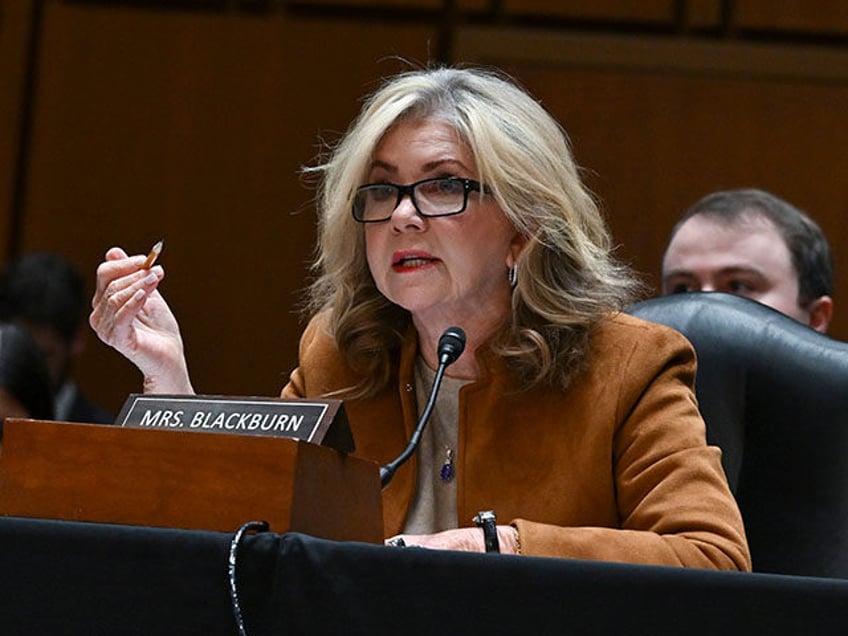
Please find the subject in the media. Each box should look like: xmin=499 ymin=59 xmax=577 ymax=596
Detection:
xmin=283 ymin=311 xmax=751 ymax=571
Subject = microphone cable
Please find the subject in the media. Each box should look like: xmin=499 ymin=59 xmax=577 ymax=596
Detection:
xmin=379 ymin=326 xmax=466 ymax=488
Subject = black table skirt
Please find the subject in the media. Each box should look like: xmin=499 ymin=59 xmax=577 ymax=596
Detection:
xmin=1 ymin=516 xmax=847 ymax=635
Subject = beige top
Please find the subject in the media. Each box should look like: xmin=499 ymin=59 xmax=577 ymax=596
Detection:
xmin=403 ymin=356 xmax=470 ymax=534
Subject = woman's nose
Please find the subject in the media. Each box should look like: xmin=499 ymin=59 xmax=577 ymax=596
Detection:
xmin=390 ymin=195 xmax=425 ymax=231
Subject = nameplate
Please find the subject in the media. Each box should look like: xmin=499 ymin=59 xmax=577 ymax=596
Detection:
xmin=116 ymin=394 xmax=353 ymax=453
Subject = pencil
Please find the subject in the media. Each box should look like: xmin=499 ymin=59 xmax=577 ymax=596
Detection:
xmin=143 ymin=240 xmax=164 ymax=269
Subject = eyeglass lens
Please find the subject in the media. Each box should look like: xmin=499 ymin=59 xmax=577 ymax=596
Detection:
xmin=354 ymin=178 xmax=471 ymax=222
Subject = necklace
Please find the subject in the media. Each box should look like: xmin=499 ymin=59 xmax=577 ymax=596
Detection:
xmin=414 ymin=355 xmax=464 ymax=486
xmin=439 ymin=447 xmax=455 ymax=482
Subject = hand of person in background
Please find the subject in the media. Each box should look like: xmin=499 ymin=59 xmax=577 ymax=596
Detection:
xmin=89 ymin=246 xmax=194 ymax=395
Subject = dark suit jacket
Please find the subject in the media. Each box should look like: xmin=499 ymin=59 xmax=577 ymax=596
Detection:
xmin=59 ymin=384 xmax=115 ymax=425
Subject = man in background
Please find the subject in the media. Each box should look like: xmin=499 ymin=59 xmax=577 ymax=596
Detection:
xmin=0 ymin=252 xmax=114 ymax=423
xmin=661 ymin=188 xmax=833 ymax=333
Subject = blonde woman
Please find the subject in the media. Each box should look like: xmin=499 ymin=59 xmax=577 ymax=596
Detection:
xmin=91 ymin=67 xmax=749 ymax=570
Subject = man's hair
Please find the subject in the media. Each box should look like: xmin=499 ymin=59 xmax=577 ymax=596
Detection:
xmin=0 ymin=252 xmax=87 ymax=343
xmin=669 ymin=188 xmax=833 ymax=306
xmin=0 ymin=322 xmax=55 ymax=420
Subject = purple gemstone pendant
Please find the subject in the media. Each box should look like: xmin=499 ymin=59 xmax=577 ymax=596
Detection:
xmin=440 ymin=448 xmax=455 ymax=482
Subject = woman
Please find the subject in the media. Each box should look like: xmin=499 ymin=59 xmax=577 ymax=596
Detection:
xmin=90 ymin=66 xmax=750 ymax=570
xmin=0 ymin=322 xmax=55 ymax=427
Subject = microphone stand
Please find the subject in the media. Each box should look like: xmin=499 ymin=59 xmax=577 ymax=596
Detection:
xmin=379 ymin=327 xmax=465 ymax=488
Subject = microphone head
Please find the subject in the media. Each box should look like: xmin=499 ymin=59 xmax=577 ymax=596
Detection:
xmin=438 ymin=326 xmax=466 ymax=366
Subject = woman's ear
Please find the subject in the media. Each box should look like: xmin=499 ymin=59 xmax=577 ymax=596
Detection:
xmin=506 ymin=232 xmax=529 ymax=269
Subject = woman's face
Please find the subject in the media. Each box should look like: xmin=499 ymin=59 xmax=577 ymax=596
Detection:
xmin=363 ymin=118 xmax=521 ymax=329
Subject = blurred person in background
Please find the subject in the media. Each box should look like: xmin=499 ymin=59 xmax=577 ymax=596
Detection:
xmin=0 ymin=322 xmax=55 ymax=438
xmin=0 ymin=252 xmax=113 ymax=423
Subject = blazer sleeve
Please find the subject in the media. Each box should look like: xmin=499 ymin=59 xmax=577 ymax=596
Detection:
xmin=513 ymin=324 xmax=751 ymax=571
xmin=279 ymin=312 xmax=354 ymax=399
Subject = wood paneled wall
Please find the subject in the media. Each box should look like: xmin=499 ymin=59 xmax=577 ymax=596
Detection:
xmin=2 ymin=0 xmax=848 ymax=413
xmin=455 ymin=27 xmax=848 ymax=325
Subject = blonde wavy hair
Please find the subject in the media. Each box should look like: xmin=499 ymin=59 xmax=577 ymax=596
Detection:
xmin=305 ymin=66 xmax=642 ymax=398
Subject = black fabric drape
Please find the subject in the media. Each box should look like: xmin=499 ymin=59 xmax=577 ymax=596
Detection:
xmin=1 ymin=517 xmax=847 ymax=635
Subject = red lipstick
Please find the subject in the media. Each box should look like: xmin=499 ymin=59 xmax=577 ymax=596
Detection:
xmin=391 ymin=250 xmax=439 ymax=272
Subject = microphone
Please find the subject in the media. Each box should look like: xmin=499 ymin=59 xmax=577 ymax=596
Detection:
xmin=379 ymin=326 xmax=466 ymax=488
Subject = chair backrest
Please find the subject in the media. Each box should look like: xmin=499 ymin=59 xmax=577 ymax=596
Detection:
xmin=628 ymin=292 xmax=848 ymax=578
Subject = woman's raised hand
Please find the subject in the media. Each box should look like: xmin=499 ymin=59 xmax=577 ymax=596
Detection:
xmin=90 ymin=246 xmax=194 ymax=394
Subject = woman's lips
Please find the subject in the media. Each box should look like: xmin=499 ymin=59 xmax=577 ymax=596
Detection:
xmin=392 ymin=251 xmax=439 ymax=272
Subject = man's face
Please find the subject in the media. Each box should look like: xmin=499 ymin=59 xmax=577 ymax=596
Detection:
xmin=661 ymin=213 xmax=813 ymax=325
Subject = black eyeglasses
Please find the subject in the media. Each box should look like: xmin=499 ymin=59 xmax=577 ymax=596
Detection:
xmin=352 ymin=177 xmax=488 ymax=223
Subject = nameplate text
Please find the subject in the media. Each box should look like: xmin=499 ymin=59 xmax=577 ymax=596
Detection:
xmin=116 ymin=394 xmax=353 ymax=452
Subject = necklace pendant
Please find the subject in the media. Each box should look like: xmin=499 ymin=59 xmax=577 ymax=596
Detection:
xmin=440 ymin=448 xmax=455 ymax=482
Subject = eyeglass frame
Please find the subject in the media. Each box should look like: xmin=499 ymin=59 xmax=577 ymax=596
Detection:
xmin=351 ymin=176 xmax=490 ymax=223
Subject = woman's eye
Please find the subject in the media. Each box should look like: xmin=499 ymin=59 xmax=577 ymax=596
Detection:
xmin=436 ymin=179 xmax=462 ymax=193
xmin=370 ymin=186 xmax=396 ymax=201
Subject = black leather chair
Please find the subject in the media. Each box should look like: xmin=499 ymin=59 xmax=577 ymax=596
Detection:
xmin=628 ymin=292 xmax=848 ymax=579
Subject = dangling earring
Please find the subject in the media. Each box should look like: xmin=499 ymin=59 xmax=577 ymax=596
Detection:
xmin=508 ymin=264 xmax=518 ymax=288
